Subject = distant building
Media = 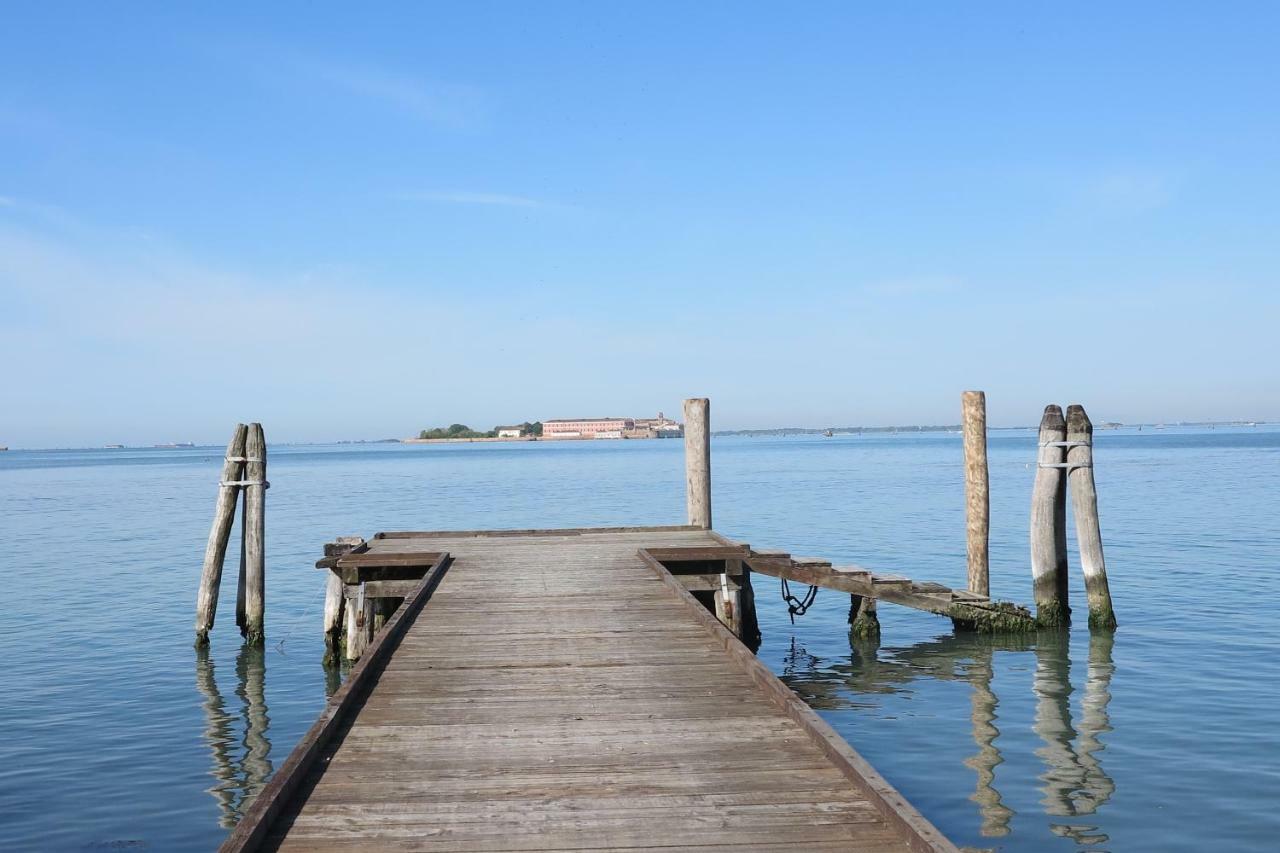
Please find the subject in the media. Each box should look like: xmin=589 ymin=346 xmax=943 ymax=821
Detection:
xmin=543 ymin=418 xmax=635 ymax=439
xmin=632 ymin=411 xmax=683 ymax=438
xmin=495 ymin=426 xmax=524 ymax=438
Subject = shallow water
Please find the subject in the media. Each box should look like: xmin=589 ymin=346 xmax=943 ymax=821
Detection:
xmin=1 ymin=428 xmax=1276 ymax=851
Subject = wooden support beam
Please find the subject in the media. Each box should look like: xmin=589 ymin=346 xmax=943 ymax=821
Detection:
xmin=340 ymin=579 xmax=424 ymax=599
xmin=674 ymin=573 xmax=742 ymax=592
xmin=1066 ymin=405 xmax=1117 ymax=630
xmin=748 ymin=552 xmax=1033 ymax=631
xmin=194 ymin=424 xmax=247 ymax=646
xmin=962 ymin=390 xmax=990 ymax=597
xmin=683 ymin=397 xmax=711 ymax=529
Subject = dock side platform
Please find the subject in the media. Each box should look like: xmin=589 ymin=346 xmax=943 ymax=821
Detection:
xmin=223 ymin=526 xmax=956 ymax=852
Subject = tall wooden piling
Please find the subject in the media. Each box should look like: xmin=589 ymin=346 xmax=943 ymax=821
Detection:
xmin=1066 ymin=405 xmax=1117 ymax=629
xmin=683 ymin=397 xmax=712 ymax=529
xmin=1030 ymin=405 xmax=1071 ymax=626
xmin=242 ymin=423 xmax=267 ymax=644
xmin=194 ymin=424 xmax=248 ymax=645
xmin=962 ymin=391 xmax=990 ymax=597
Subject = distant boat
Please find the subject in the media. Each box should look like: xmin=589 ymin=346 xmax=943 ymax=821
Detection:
xmin=105 ymin=444 xmax=125 ymax=449
xmin=0 ymin=446 xmax=7 ymax=451
xmin=822 ymin=429 xmax=834 ymax=437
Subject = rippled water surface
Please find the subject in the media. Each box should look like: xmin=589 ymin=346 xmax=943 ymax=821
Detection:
xmin=1 ymin=428 xmax=1277 ymax=851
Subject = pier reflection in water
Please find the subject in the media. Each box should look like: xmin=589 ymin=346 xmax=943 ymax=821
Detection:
xmin=193 ymin=646 xmax=276 ymax=828
xmin=781 ymin=628 xmax=1115 ymax=847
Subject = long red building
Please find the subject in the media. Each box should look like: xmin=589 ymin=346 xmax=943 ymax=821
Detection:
xmin=543 ymin=417 xmax=635 ymax=438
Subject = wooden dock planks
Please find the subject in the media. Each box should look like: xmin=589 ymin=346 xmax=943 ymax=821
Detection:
xmin=227 ymin=527 xmax=955 ymax=853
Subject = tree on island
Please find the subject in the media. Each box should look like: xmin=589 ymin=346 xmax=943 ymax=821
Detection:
xmin=418 ymin=424 xmax=497 ymax=439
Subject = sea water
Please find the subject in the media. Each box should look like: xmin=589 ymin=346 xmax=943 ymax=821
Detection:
xmin=1 ymin=427 xmax=1276 ymax=851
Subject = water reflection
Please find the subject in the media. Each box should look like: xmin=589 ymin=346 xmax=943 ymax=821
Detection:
xmin=780 ymin=628 xmax=1115 ymax=845
xmin=194 ymin=645 xmax=274 ymax=827
xmin=1036 ymin=632 xmax=1116 ymax=845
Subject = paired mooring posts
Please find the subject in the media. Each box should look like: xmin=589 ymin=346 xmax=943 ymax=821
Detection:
xmin=960 ymin=393 xmax=1117 ymax=631
xmin=195 ymin=423 xmax=268 ymax=646
xmin=1026 ymin=404 xmax=1117 ymax=629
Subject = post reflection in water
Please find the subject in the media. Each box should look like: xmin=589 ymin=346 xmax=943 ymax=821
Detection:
xmin=193 ymin=647 xmax=239 ymax=828
xmin=193 ymin=645 xmax=275 ymax=827
xmin=778 ymin=625 xmax=1115 ymax=847
xmin=963 ymin=645 xmax=1013 ymax=837
xmin=1035 ymin=631 xmax=1116 ymax=846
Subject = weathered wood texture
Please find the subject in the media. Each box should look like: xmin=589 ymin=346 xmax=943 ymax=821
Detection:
xmin=242 ymin=423 xmax=267 ymax=644
xmin=1066 ymin=405 xmax=1117 ymax=630
xmin=961 ymin=391 xmax=989 ymax=596
xmin=230 ymin=528 xmax=954 ymax=853
xmin=221 ymin=553 xmax=450 ymax=853
xmin=195 ymin=424 xmax=248 ymax=645
xmin=1030 ymin=405 xmax=1071 ymax=626
xmin=684 ymin=397 xmax=712 ymax=529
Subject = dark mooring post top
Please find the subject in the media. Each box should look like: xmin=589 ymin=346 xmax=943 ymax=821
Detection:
xmin=1066 ymin=404 xmax=1093 ymax=436
xmin=1040 ymin=404 xmax=1066 ymax=430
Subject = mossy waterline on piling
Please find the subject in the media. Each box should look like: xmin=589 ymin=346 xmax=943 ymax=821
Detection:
xmin=950 ymin=600 xmax=1038 ymax=634
xmin=850 ymin=611 xmax=881 ymax=640
xmin=847 ymin=595 xmax=881 ymax=640
xmin=1036 ymin=599 xmax=1071 ymax=629
xmin=1089 ymin=605 xmax=1118 ymax=631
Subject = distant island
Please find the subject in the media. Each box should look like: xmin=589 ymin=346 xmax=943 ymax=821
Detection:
xmin=404 ymin=415 xmax=682 ymax=443
xmin=413 ymin=421 xmax=544 ymax=441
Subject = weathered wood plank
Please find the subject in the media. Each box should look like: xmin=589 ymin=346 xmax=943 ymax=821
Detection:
xmin=230 ymin=528 xmax=953 ymax=853
xmin=220 ymin=553 xmax=450 ymax=853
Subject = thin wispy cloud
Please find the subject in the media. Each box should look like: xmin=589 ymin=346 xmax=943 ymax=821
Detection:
xmin=308 ymin=62 xmax=486 ymax=128
xmin=395 ymin=190 xmax=551 ymax=209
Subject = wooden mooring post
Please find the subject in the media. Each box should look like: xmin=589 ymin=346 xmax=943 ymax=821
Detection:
xmin=242 ymin=423 xmax=268 ymax=644
xmin=962 ymin=390 xmax=990 ymax=597
xmin=194 ymin=424 xmax=248 ymax=646
xmin=1030 ymin=405 xmax=1071 ymax=626
xmin=683 ymin=397 xmax=711 ymax=529
xmin=1066 ymin=405 xmax=1117 ymax=630
xmin=194 ymin=422 xmax=268 ymax=646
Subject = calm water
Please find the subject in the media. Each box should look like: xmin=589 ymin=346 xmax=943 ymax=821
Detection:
xmin=1 ymin=428 xmax=1277 ymax=851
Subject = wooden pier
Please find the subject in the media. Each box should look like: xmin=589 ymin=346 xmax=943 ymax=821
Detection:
xmin=223 ymin=526 xmax=955 ymax=852
xmin=207 ymin=393 xmax=1121 ymax=851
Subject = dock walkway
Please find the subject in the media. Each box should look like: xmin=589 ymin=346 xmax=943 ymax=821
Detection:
xmin=225 ymin=526 xmax=954 ymax=852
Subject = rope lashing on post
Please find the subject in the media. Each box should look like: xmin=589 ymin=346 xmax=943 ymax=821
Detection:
xmin=780 ymin=577 xmax=819 ymax=624
xmin=222 ymin=455 xmax=270 ymax=487
xmin=1037 ymin=439 xmax=1092 ymax=470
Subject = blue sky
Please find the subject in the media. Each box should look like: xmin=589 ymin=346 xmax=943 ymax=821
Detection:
xmin=2 ymin=3 xmax=1278 ymax=446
